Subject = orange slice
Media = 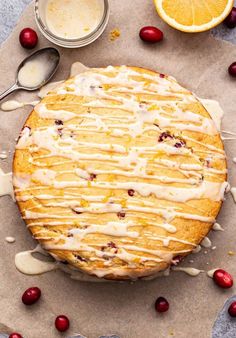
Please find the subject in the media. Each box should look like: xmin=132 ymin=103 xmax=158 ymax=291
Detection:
xmin=154 ymin=0 xmax=234 ymax=32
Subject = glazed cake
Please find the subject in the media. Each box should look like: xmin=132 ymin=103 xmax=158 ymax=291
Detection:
xmin=13 ymin=66 xmax=227 ymax=280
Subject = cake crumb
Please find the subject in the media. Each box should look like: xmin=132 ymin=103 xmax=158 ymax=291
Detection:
xmin=109 ymin=28 xmax=121 ymax=41
xmin=228 ymin=250 xmax=236 ymax=256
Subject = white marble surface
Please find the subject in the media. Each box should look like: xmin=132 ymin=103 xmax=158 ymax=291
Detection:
xmin=0 ymin=0 xmax=31 ymax=44
xmin=0 ymin=0 xmax=236 ymax=45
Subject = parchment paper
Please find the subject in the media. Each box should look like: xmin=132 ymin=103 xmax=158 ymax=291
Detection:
xmin=0 ymin=1 xmax=236 ymax=337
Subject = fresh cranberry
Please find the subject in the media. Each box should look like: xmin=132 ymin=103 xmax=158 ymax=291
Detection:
xmin=213 ymin=269 xmax=233 ymax=289
xmin=160 ymin=74 xmax=165 ymax=78
xmin=228 ymin=62 xmax=236 ymax=77
xmin=9 ymin=334 xmax=22 ymax=338
xmin=228 ymin=301 xmax=236 ymax=317
xmin=139 ymin=26 xmax=163 ymax=43
xmin=19 ymin=28 xmax=38 ymax=49
xmin=155 ymin=297 xmax=169 ymax=313
xmin=128 ymin=189 xmax=135 ymax=196
xmin=224 ymin=7 xmax=236 ymax=28
xmin=22 ymin=287 xmax=41 ymax=305
xmin=55 ymin=315 xmax=70 ymax=332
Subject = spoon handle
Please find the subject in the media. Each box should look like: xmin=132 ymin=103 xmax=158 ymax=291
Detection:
xmin=0 ymin=83 xmax=19 ymax=101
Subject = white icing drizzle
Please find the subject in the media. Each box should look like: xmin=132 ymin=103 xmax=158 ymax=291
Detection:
xmin=200 ymin=99 xmax=224 ymax=131
xmin=192 ymin=245 xmax=201 ymax=254
xmin=38 ymin=81 xmax=64 ymax=99
xmin=60 ymin=264 xmax=114 ymax=282
xmin=70 ymin=62 xmax=90 ymax=77
xmin=207 ymin=268 xmax=219 ymax=278
xmin=14 ymin=244 xmax=170 ymax=281
xmin=22 ymin=208 xmax=215 ymax=223
xmin=0 ymin=168 xmax=14 ymax=200
xmin=213 ymin=223 xmax=224 ymax=231
xmin=201 ymin=236 xmax=212 ymax=248
xmin=5 ymin=236 xmax=15 ymax=243
xmin=230 ymin=187 xmax=236 ymax=203
xmin=13 ymin=65 xmax=227 ymax=279
xmin=221 ymin=130 xmax=236 ymax=136
xmin=18 ymin=168 xmax=227 ymax=203
xmin=15 ymin=245 xmax=58 ymax=275
xmin=1 ymin=100 xmax=39 ymax=111
xmin=171 ymin=266 xmax=203 ymax=276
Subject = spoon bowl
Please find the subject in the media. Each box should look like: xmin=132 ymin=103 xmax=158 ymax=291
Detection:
xmin=0 ymin=47 xmax=60 ymax=101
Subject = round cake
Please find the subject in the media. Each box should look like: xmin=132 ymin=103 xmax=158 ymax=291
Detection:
xmin=13 ymin=65 xmax=227 ymax=280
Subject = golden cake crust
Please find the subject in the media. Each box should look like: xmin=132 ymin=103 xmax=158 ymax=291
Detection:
xmin=13 ymin=66 xmax=227 ymax=280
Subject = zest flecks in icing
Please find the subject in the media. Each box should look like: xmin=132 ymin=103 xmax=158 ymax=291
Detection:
xmin=13 ymin=66 xmax=227 ymax=279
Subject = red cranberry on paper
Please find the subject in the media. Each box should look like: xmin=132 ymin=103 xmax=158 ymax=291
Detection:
xmin=22 ymin=287 xmax=41 ymax=305
xmin=19 ymin=28 xmax=38 ymax=49
xmin=213 ymin=269 xmax=233 ymax=289
xmin=139 ymin=26 xmax=163 ymax=43
xmin=55 ymin=315 xmax=70 ymax=332
xmin=9 ymin=334 xmax=23 ymax=338
xmin=224 ymin=7 xmax=236 ymax=28
xmin=155 ymin=297 xmax=169 ymax=313
xmin=228 ymin=62 xmax=236 ymax=77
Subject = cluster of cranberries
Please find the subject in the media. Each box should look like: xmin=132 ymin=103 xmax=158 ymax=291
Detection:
xmin=154 ymin=269 xmax=234 ymax=317
xmin=223 ymin=7 xmax=236 ymax=77
xmin=9 ymin=287 xmax=70 ymax=336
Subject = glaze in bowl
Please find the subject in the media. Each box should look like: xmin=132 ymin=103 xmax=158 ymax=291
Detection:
xmin=34 ymin=0 xmax=110 ymax=48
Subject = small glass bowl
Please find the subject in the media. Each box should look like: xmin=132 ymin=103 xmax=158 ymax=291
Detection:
xmin=34 ymin=0 xmax=110 ymax=48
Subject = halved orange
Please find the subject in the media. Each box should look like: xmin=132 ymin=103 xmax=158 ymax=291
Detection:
xmin=154 ymin=0 xmax=234 ymax=33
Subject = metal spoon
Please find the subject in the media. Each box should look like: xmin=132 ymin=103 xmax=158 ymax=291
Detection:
xmin=0 ymin=47 xmax=60 ymax=101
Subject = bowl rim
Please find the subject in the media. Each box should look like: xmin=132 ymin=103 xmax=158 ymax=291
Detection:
xmin=34 ymin=0 xmax=110 ymax=48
